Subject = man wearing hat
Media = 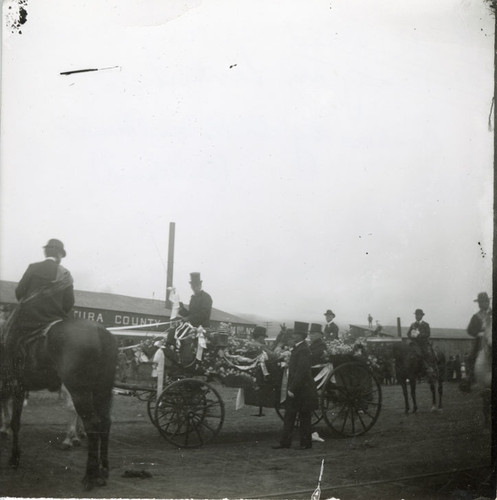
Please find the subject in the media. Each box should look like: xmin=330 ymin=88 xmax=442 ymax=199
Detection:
xmin=179 ymin=272 xmax=213 ymax=328
xmin=466 ymin=292 xmax=491 ymax=384
xmin=309 ymin=323 xmax=328 ymax=365
xmin=407 ymin=308 xmax=433 ymax=374
xmin=4 ymin=239 xmax=74 ymax=376
xmin=273 ymin=321 xmax=318 ymax=450
xmin=323 ymin=309 xmax=339 ymax=341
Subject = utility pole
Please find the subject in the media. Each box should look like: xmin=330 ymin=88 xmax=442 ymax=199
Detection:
xmin=166 ymin=222 xmax=175 ymax=309
xmin=397 ymin=317 xmax=402 ymax=338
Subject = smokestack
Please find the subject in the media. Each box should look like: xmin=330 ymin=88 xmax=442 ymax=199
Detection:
xmin=397 ymin=317 xmax=402 ymax=338
xmin=166 ymin=222 xmax=175 ymax=309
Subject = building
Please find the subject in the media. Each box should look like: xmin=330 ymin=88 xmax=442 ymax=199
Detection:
xmin=349 ymin=323 xmax=473 ymax=358
xmin=0 ymin=280 xmax=255 ymax=336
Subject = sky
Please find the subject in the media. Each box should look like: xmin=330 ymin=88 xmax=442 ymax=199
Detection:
xmin=0 ymin=0 xmax=494 ymax=330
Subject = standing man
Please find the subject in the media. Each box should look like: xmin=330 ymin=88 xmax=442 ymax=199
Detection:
xmin=323 ymin=309 xmax=339 ymax=341
xmin=272 ymin=322 xmax=318 ymax=450
xmin=368 ymin=314 xmax=373 ymax=328
xmin=407 ymin=309 xmax=432 ymax=374
xmin=4 ymin=239 xmax=74 ymax=376
xmin=178 ymin=272 xmax=213 ymax=328
xmin=466 ymin=292 xmax=491 ymax=384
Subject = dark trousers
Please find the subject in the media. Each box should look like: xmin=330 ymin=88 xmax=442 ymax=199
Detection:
xmin=279 ymin=406 xmax=312 ymax=448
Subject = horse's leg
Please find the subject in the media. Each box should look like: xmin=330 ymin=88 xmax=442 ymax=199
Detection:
xmin=93 ymin=388 xmax=113 ymax=480
xmin=68 ymin=388 xmax=103 ymax=490
xmin=429 ymin=378 xmax=437 ymax=412
xmin=0 ymin=398 xmax=12 ymax=437
xmin=9 ymin=389 xmax=25 ymax=468
xmin=400 ymin=378 xmax=409 ymax=414
xmin=437 ymin=377 xmax=443 ymax=410
xmin=409 ymin=379 xmax=417 ymax=413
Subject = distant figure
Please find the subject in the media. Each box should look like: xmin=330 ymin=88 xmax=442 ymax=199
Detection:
xmin=179 ymin=272 xmax=213 ymax=327
xmin=446 ymin=356 xmax=455 ymax=382
xmin=323 ymin=309 xmax=339 ymax=341
xmin=454 ymin=354 xmax=462 ymax=381
xmin=406 ymin=309 xmax=433 ymax=375
xmin=368 ymin=314 xmax=373 ymax=328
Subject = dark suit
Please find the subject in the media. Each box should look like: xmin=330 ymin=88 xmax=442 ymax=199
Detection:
xmin=279 ymin=341 xmax=318 ymax=448
xmin=15 ymin=259 xmax=74 ymax=331
xmin=309 ymin=338 xmax=328 ymax=365
xmin=466 ymin=309 xmax=491 ymax=380
xmin=179 ymin=289 xmax=213 ymax=327
xmin=323 ymin=322 xmax=339 ymax=340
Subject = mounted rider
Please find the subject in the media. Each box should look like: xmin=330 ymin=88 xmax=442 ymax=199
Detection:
xmin=466 ymin=292 xmax=491 ymax=384
xmin=407 ymin=308 xmax=434 ymax=375
xmin=1 ymin=239 xmax=74 ymax=380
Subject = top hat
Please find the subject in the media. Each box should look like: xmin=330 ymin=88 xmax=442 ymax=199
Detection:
xmin=474 ymin=292 xmax=490 ymax=303
xmin=252 ymin=326 xmax=267 ymax=339
xmin=292 ymin=321 xmax=309 ymax=337
xmin=189 ymin=272 xmax=202 ymax=284
xmin=309 ymin=323 xmax=323 ymax=334
xmin=43 ymin=238 xmax=66 ymax=257
xmin=414 ymin=309 xmax=424 ymax=316
xmin=324 ymin=309 xmax=335 ymax=317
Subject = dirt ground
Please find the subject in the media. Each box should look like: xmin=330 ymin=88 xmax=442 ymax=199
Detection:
xmin=0 ymin=381 xmax=493 ymax=499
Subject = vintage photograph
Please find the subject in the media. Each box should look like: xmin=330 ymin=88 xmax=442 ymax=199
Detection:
xmin=0 ymin=0 xmax=494 ymax=498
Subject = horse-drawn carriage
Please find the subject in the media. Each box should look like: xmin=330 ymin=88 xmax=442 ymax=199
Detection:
xmin=113 ymin=322 xmax=382 ymax=448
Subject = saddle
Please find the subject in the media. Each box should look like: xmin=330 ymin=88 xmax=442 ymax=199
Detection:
xmin=2 ymin=320 xmax=62 ymax=392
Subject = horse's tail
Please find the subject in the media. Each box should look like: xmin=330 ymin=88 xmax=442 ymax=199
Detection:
xmin=96 ymin=325 xmax=118 ymax=389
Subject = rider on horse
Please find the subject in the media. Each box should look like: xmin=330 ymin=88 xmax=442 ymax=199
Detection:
xmin=407 ymin=308 xmax=435 ymax=376
xmin=1 ymin=239 xmax=74 ymax=382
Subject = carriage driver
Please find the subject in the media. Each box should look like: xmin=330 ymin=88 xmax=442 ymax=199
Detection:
xmin=407 ymin=308 xmax=434 ymax=375
xmin=178 ymin=272 xmax=213 ymax=328
xmin=3 ymin=239 xmax=75 ymax=378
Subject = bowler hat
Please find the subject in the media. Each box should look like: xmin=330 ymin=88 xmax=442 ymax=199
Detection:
xmin=474 ymin=292 xmax=490 ymax=303
xmin=43 ymin=238 xmax=66 ymax=257
xmin=324 ymin=309 xmax=335 ymax=317
xmin=293 ymin=321 xmax=309 ymax=337
xmin=252 ymin=326 xmax=267 ymax=339
xmin=414 ymin=309 xmax=424 ymax=316
xmin=189 ymin=272 xmax=202 ymax=284
xmin=309 ymin=323 xmax=323 ymax=334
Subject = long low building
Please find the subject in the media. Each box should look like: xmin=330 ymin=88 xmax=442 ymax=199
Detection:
xmin=0 ymin=280 xmax=255 ymax=336
xmin=349 ymin=323 xmax=473 ymax=358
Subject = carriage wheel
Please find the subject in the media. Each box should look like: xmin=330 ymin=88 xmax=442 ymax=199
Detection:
xmin=146 ymin=391 xmax=158 ymax=426
xmin=320 ymin=362 xmax=381 ymax=437
xmin=274 ymin=402 xmax=323 ymax=427
xmin=154 ymin=378 xmax=225 ymax=448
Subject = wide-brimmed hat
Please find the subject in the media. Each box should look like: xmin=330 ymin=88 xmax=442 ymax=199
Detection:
xmin=474 ymin=292 xmax=490 ymax=303
xmin=43 ymin=238 xmax=66 ymax=257
xmin=292 ymin=321 xmax=309 ymax=337
xmin=324 ymin=309 xmax=335 ymax=317
xmin=189 ymin=272 xmax=202 ymax=284
xmin=414 ymin=309 xmax=425 ymax=316
xmin=252 ymin=326 xmax=267 ymax=339
xmin=309 ymin=323 xmax=323 ymax=334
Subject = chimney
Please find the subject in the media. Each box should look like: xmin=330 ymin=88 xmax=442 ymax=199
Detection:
xmin=166 ymin=222 xmax=175 ymax=309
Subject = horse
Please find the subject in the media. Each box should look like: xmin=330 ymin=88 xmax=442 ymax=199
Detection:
xmin=474 ymin=315 xmax=492 ymax=425
xmin=393 ymin=341 xmax=445 ymax=414
xmin=0 ymin=319 xmax=117 ymax=490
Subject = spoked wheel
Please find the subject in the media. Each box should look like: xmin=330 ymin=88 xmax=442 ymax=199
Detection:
xmin=320 ymin=362 xmax=381 ymax=437
xmin=146 ymin=390 xmax=158 ymax=426
xmin=154 ymin=378 xmax=225 ymax=448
